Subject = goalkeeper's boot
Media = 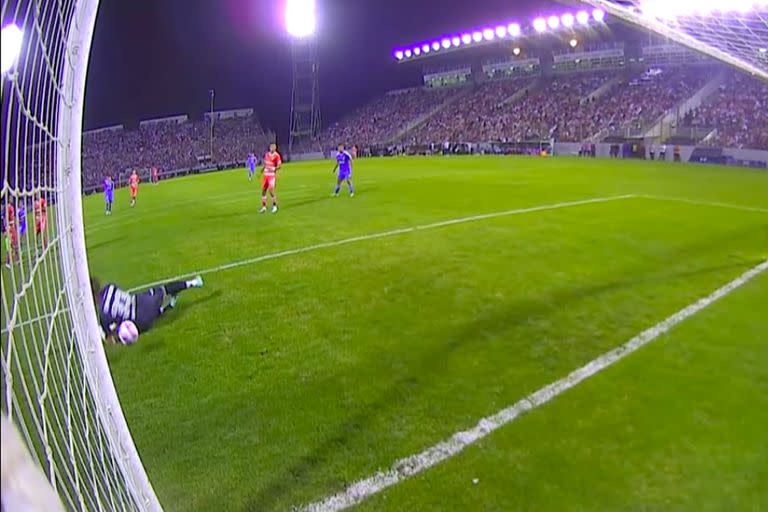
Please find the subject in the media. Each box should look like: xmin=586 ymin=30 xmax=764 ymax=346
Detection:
xmin=189 ymin=276 xmax=204 ymax=288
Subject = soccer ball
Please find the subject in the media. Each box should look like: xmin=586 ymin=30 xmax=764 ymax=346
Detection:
xmin=117 ymin=320 xmax=139 ymax=345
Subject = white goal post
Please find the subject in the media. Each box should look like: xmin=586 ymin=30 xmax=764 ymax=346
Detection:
xmin=1 ymin=0 xmax=161 ymax=510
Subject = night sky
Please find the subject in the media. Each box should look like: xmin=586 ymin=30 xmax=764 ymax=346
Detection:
xmin=84 ymin=0 xmax=562 ymax=141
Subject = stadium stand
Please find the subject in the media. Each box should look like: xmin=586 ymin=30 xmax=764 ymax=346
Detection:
xmin=78 ymin=66 xmax=768 ymax=193
xmin=591 ymin=66 xmax=709 ymax=139
xmin=321 ymin=87 xmax=461 ymax=148
xmin=82 ymin=112 xmax=270 ymax=190
xmin=682 ymin=72 xmax=768 ymax=150
xmin=406 ymin=76 xmax=538 ymax=144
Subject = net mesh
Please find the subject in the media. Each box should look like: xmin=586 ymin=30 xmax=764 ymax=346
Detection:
xmin=585 ymin=1 xmax=768 ymax=80
xmin=1 ymin=0 xmax=158 ymax=510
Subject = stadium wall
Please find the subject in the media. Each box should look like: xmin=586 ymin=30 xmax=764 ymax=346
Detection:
xmin=553 ymin=142 xmax=768 ymax=166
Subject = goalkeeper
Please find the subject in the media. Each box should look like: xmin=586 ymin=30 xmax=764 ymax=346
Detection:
xmin=90 ymin=275 xmax=204 ymax=343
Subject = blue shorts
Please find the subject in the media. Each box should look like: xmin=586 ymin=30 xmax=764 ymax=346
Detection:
xmin=248 ymin=165 xmax=256 ymax=173
xmin=338 ymin=169 xmax=352 ymax=181
xmin=19 ymin=223 xmax=27 ymax=235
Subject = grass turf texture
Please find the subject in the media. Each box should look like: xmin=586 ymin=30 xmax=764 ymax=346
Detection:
xmin=79 ymin=156 xmax=766 ymax=511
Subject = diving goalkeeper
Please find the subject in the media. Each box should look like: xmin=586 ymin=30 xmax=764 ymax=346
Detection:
xmin=91 ymin=275 xmax=204 ymax=344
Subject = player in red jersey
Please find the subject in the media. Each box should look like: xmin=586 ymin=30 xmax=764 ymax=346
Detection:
xmin=34 ymin=195 xmax=48 ymax=249
xmin=151 ymin=166 xmax=159 ymax=185
xmin=260 ymin=143 xmax=282 ymax=213
xmin=129 ymin=170 xmax=140 ymax=207
xmin=4 ymin=202 xmax=19 ymax=268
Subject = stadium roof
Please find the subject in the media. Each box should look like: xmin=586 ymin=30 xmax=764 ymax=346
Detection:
xmin=580 ymin=1 xmax=768 ymax=80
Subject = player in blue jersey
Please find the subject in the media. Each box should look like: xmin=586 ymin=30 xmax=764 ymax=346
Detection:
xmin=17 ymin=202 xmax=27 ymax=241
xmin=332 ymin=143 xmax=355 ymax=197
xmin=91 ymin=275 xmax=204 ymax=343
xmin=246 ymin=153 xmax=258 ymax=182
xmin=103 ymin=174 xmax=114 ymax=215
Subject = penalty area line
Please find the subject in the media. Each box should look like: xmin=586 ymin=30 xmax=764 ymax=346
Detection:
xmin=638 ymin=194 xmax=768 ymax=214
xmin=298 ymin=260 xmax=768 ymax=512
xmin=129 ymin=194 xmax=634 ymax=292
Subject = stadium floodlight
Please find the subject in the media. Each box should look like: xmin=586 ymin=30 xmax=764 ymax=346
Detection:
xmin=1 ymin=23 xmax=23 ymax=73
xmin=394 ymin=49 xmax=404 ymax=60
xmin=570 ymin=38 xmax=579 ymax=47
xmin=592 ymin=8 xmax=606 ymax=22
xmin=404 ymin=48 xmax=412 ymax=58
xmin=582 ymin=0 xmax=768 ymax=79
xmin=390 ymin=8 xmax=610 ymax=61
xmin=422 ymin=43 xmax=430 ymax=53
xmin=513 ymin=47 xmax=521 ymax=55
xmin=285 ymin=0 xmax=316 ymax=38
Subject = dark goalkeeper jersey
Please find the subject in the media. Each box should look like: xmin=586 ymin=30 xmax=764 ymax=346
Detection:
xmin=98 ymin=283 xmax=136 ymax=337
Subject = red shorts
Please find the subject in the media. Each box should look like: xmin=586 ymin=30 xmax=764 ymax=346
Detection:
xmin=262 ymin=175 xmax=276 ymax=191
xmin=130 ymin=185 xmax=138 ymax=197
xmin=8 ymin=228 xmax=18 ymax=245
xmin=35 ymin=219 xmax=46 ymax=233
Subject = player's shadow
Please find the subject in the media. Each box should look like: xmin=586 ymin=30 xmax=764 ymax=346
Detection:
xmin=285 ymin=195 xmax=333 ymax=210
xmin=85 ymin=236 xmax=123 ymax=252
xmin=161 ymin=290 xmax=222 ymax=324
xmin=198 ymin=210 xmax=251 ymax=222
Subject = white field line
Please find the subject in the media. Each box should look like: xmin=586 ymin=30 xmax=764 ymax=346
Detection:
xmin=299 ymin=260 xmax=768 ymax=512
xmin=129 ymin=195 xmax=634 ymax=291
xmin=639 ymin=194 xmax=768 ymax=214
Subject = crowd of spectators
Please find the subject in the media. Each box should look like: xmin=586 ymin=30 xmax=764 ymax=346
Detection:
xmin=682 ymin=72 xmax=768 ymax=150
xmin=321 ymin=87 xmax=460 ymax=149
xmin=406 ymin=77 xmax=536 ymax=144
xmin=328 ymin=67 xmax=715 ymax=148
xmin=75 ymin=66 xmax=767 ymax=194
xmin=82 ymin=114 xmax=269 ymax=189
xmin=585 ymin=67 xmax=707 ymax=138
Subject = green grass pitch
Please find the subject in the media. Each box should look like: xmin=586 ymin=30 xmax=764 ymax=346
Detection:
xmin=80 ymin=156 xmax=767 ymax=511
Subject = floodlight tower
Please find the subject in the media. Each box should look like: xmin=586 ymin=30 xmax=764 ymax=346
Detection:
xmin=286 ymin=0 xmax=321 ymax=155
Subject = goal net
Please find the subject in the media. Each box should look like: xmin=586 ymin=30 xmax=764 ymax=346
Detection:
xmin=584 ymin=1 xmax=768 ymax=80
xmin=1 ymin=1 xmax=160 ymax=510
